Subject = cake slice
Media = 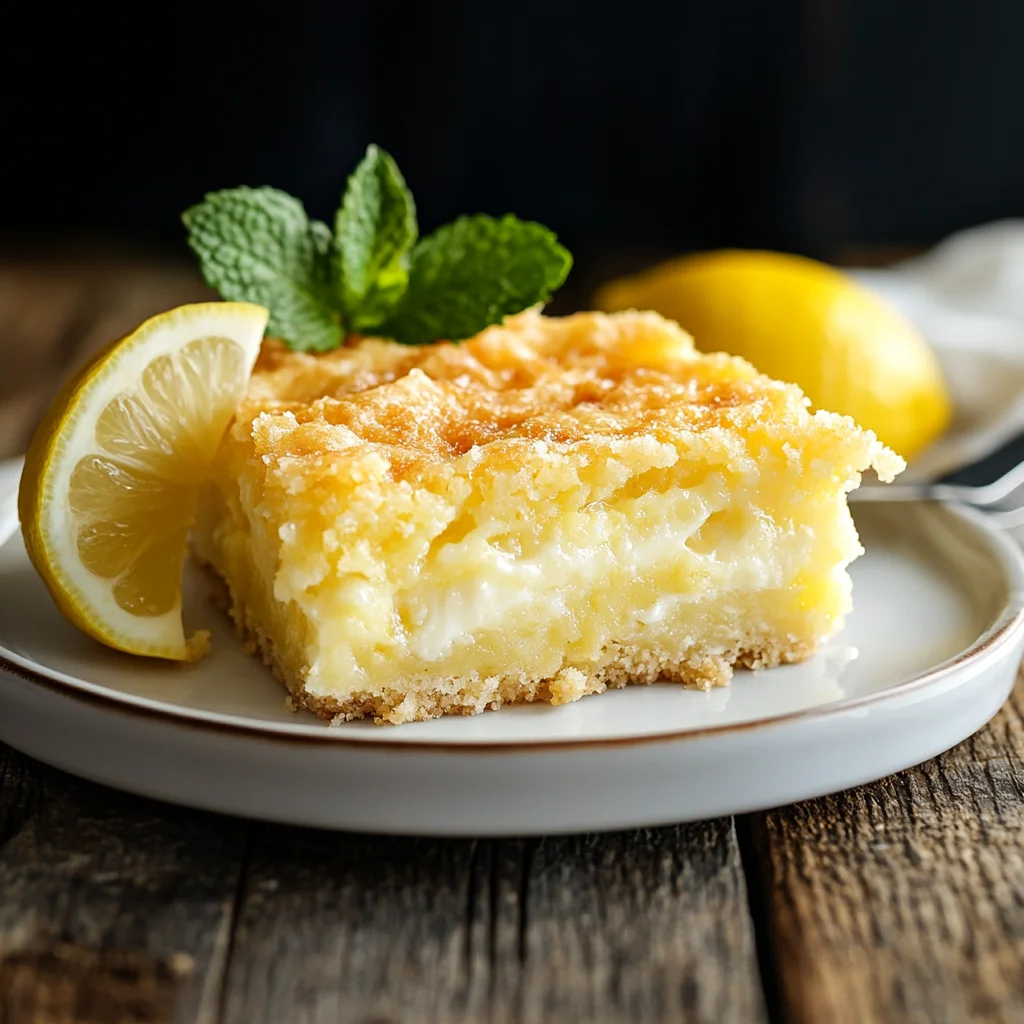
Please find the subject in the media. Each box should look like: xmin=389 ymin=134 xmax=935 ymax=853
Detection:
xmin=192 ymin=309 xmax=902 ymax=724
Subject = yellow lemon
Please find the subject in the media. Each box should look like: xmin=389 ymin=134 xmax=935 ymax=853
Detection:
xmin=18 ymin=302 xmax=268 ymax=660
xmin=596 ymin=250 xmax=951 ymax=460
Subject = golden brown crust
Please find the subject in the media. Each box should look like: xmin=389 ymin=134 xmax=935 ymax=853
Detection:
xmin=199 ymin=558 xmax=816 ymax=726
xmin=235 ymin=309 xmax=900 ymax=488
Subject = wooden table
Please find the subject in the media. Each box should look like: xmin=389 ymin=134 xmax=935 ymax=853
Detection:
xmin=2 ymin=253 xmax=1024 ymax=1024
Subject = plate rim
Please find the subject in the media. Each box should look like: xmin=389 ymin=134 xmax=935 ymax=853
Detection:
xmin=2 ymin=447 xmax=1023 ymax=752
xmin=3 ymin=600 xmax=1023 ymax=754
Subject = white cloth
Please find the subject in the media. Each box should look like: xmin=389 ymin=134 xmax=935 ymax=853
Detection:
xmin=854 ymin=221 xmax=1024 ymax=482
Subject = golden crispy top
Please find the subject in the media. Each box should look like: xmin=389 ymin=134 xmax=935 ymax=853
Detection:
xmin=235 ymin=309 xmax=901 ymax=481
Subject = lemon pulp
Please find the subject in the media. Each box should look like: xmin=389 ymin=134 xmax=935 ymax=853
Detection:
xmin=19 ymin=303 xmax=268 ymax=659
xmin=69 ymin=336 xmax=247 ymax=616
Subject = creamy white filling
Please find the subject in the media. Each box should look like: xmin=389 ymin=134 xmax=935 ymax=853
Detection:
xmin=395 ymin=507 xmax=796 ymax=663
xmin=286 ymin=472 xmax=861 ymax=693
xmin=401 ymin=543 xmax=601 ymax=661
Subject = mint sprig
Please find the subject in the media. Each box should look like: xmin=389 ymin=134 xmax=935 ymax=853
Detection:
xmin=380 ymin=215 xmax=572 ymax=345
xmin=333 ymin=145 xmax=417 ymax=331
xmin=182 ymin=187 xmax=342 ymax=352
xmin=183 ymin=146 xmax=572 ymax=351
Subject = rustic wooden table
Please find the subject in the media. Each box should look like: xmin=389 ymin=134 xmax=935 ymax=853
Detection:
xmin=2 ymin=253 xmax=1024 ymax=1024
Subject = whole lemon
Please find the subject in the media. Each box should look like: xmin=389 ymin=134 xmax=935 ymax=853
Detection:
xmin=595 ymin=250 xmax=951 ymax=461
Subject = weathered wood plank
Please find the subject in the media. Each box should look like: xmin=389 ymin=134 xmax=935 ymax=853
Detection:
xmin=511 ymin=826 xmax=767 ymax=1024
xmin=0 ymin=744 xmax=248 ymax=1024
xmin=219 ymin=820 xmax=766 ymax=1024
xmin=0 ymin=944 xmax=195 ymax=1024
xmin=753 ymin=670 xmax=1024 ymax=1024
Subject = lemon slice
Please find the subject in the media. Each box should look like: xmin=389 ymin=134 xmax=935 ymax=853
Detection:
xmin=18 ymin=302 xmax=269 ymax=660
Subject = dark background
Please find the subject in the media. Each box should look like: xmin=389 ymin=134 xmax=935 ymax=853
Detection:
xmin=6 ymin=0 xmax=1024 ymax=276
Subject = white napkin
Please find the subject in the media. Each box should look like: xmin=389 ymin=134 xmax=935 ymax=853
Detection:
xmin=853 ymin=221 xmax=1024 ymax=482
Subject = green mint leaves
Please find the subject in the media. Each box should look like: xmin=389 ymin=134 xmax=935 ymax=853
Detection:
xmin=183 ymin=145 xmax=572 ymax=351
xmin=333 ymin=146 xmax=417 ymax=331
xmin=379 ymin=215 xmax=572 ymax=345
xmin=181 ymin=187 xmax=343 ymax=352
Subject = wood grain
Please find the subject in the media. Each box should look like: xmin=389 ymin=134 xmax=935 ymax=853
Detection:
xmin=0 ymin=745 xmax=248 ymax=1024
xmin=0 ymin=756 xmax=766 ymax=1024
xmin=752 ymin=672 xmax=1024 ymax=1024
xmin=0 ymin=944 xmax=194 ymax=1024
xmin=218 ymin=821 xmax=766 ymax=1024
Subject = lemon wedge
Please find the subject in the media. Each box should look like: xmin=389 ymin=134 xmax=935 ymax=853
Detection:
xmin=18 ymin=302 xmax=269 ymax=660
xmin=596 ymin=250 xmax=952 ymax=461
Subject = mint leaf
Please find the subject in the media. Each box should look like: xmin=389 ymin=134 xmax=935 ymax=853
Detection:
xmin=183 ymin=159 xmax=574 ymax=350
xmin=183 ymin=187 xmax=342 ymax=352
xmin=379 ymin=215 xmax=572 ymax=345
xmin=334 ymin=145 xmax=417 ymax=331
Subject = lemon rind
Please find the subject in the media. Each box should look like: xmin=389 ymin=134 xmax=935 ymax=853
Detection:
xmin=20 ymin=302 xmax=268 ymax=659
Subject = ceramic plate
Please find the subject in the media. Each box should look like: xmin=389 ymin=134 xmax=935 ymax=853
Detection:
xmin=0 ymin=457 xmax=1022 ymax=835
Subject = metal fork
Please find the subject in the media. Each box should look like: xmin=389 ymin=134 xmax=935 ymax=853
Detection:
xmin=850 ymin=430 xmax=1024 ymax=529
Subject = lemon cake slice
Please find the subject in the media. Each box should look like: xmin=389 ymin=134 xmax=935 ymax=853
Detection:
xmin=192 ymin=309 xmax=902 ymax=724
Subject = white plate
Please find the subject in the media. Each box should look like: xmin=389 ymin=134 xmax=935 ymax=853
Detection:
xmin=0 ymin=456 xmax=1022 ymax=835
